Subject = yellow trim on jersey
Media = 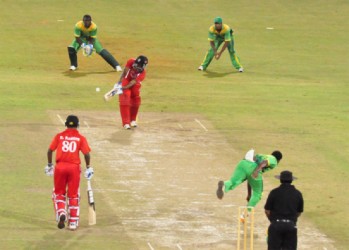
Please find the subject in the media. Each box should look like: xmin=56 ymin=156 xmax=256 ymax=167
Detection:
xmin=74 ymin=21 xmax=97 ymax=38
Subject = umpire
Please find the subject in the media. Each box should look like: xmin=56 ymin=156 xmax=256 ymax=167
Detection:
xmin=264 ymin=170 xmax=304 ymax=250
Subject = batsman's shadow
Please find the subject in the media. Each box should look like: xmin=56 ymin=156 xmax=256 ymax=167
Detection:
xmin=202 ymin=70 xmax=235 ymax=78
xmin=62 ymin=70 xmax=114 ymax=78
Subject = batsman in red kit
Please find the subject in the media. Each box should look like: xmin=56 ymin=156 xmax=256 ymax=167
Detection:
xmin=115 ymin=55 xmax=148 ymax=129
xmin=45 ymin=115 xmax=94 ymax=230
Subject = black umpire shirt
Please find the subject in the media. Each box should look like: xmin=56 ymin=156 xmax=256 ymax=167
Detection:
xmin=264 ymin=183 xmax=304 ymax=223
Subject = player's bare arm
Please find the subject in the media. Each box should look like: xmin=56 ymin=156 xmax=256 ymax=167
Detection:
xmin=84 ymin=153 xmax=91 ymax=167
xmin=47 ymin=149 xmax=53 ymax=164
xmin=216 ymin=41 xmax=229 ymax=59
xmin=122 ymin=79 xmax=137 ymax=90
xmin=246 ymin=182 xmax=252 ymax=201
xmin=118 ymin=67 xmax=129 ymax=82
xmin=252 ymin=160 xmax=268 ymax=179
xmin=210 ymin=41 xmax=218 ymax=56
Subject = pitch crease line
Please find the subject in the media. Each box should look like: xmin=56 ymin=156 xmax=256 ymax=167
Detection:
xmin=56 ymin=114 xmax=65 ymax=125
xmin=178 ymin=123 xmax=183 ymax=129
xmin=177 ymin=243 xmax=183 ymax=250
xmin=195 ymin=119 xmax=208 ymax=131
xmin=147 ymin=242 xmax=155 ymax=250
xmin=84 ymin=121 xmax=90 ymax=128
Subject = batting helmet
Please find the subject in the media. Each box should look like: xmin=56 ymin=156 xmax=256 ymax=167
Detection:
xmin=132 ymin=55 xmax=148 ymax=73
xmin=65 ymin=115 xmax=79 ymax=128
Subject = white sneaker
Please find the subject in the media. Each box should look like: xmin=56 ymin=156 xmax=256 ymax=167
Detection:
xmin=198 ymin=65 xmax=204 ymax=71
xmin=124 ymin=124 xmax=131 ymax=130
xmin=68 ymin=221 xmax=77 ymax=231
xmin=238 ymin=67 xmax=244 ymax=72
xmin=69 ymin=65 xmax=77 ymax=71
xmin=130 ymin=121 xmax=137 ymax=127
xmin=116 ymin=65 xmax=123 ymax=72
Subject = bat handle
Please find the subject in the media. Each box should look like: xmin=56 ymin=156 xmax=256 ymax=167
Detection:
xmin=87 ymin=180 xmax=92 ymax=191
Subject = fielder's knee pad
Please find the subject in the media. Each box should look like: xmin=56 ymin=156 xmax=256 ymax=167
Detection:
xmin=52 ymin=192 xmax=67 ymax=221
xmin=68 ymin=196 xmax=80 ymax=225
xmin=68 ymin=46 xmax=76 ymax=55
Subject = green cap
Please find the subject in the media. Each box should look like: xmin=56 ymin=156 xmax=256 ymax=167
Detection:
xmin=214 ymin=16 xmax=223 ymax=24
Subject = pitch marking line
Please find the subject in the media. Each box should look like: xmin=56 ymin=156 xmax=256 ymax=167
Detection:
xmin=84 ymin=121 xmax=90 ymax=128
xmin=147 ymin=242 xmax=155 ymax=250
xmin=177 ymin=243 xmax=183 ymax=250
xmin=56 ymin=114 xmax=65 ymax=125
xmin=177 ymin=123 xmax=183 ymax=129
xmin=195 ymin=119 xmax=208 ymax=131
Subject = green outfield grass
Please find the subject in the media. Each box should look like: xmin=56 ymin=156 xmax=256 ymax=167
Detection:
xmin=0 ymin=0 xmax=348 ymax=249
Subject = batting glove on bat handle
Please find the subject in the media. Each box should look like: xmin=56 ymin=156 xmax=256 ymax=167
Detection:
xmin=81 ymin=43 xmax=86 ymax=48
xmin=44 ymin=163 xmax=54 ymax=176
xmin=85 ymin=167 xmax=94 ymax=180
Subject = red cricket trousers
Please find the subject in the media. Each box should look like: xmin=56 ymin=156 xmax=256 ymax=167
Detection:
xmin=52 ymin=162 xmax=81 ymax=224
xmin=118 ymin=80 xmax=141 ymax=126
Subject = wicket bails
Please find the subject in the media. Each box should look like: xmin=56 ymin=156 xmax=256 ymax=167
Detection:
xmin=237 ymin=206 xmax=255 ymax=250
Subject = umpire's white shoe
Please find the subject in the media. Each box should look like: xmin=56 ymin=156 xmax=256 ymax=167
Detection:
xmin=57 ymin=214 xmax=66 ymax=229
xmin=68 ymin=221 xmax=77 ymax=231
xmin=116 ymin=65 xmax=123 ymax=72
xmin=238 ymin=67 xmax=244 ymax=72
xmin=130 ymin=121 xmax=137 ymax=127
xmin=198 ymin=65 xmax=204 ymax=71
xmin=69 ymin=65 xmax=77 ymax=71
xmin=124 ymin=124 xmax=131 ymax=130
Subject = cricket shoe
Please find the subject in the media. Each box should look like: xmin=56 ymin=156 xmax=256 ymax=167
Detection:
xmin=216 ymin=181 xmax=224 ymax=199
xmin=68 ymin=221 xmax=77 ymax=231
xmin=130 ymin=121 xmax=137 ymax=127
xmin=124 ymin=124 xmax=131 ymax=130
xmin=69 ymin=65 xmax=77 ymax=71
xmin=115 ymin=65 xmax=123 ymax=72
xmin=198 ymin=65 xmax=204 ymax=71
xmin=57 ymin=214 xmax=66 ymax=229
xmin=238 ymin=67 xmax=244 ymax=73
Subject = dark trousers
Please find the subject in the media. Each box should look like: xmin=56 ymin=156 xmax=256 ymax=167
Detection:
xmin=268 ymin=221 xmax=297 ymax=250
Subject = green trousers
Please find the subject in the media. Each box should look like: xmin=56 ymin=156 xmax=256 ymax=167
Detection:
xmin=224 ymin=160 xmax=263 ymax=208
xmin=201 ymin=38 xmax=242 ymax=70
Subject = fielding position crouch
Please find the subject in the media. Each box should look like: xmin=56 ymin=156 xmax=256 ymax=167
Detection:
xmin=45 ymin=115 xmax=94 ymax=230
xmin=67 ymin=14 xmax=122 ymax=71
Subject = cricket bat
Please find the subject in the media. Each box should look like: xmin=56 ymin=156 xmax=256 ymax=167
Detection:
xmin=103 ymin=88 xmax=117 ymax=101
xmin=87 ymin=180 xmax=96 ymax=225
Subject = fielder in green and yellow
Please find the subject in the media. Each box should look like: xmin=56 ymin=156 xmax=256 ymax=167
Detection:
xmin=216 ymin=150 xmax=283 ymax=210
xmin=198 ymin=16 xmax=243 ymax=72
xmin=67 ymin=14 xmax=122 ymax=71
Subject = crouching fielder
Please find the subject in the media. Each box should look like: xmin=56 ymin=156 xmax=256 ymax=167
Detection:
xmin=115 ymin=55 xmax=148 ymax=129
xmin=45 ymin=115 xmax=94 ymax=230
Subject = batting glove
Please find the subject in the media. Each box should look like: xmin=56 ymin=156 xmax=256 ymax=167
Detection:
xmin=81 ymin=43 xmax=86 ymax=48
xmin=44 ymin=163 xmax=54 ymax=176
xmin=85 ymin=167 xmax=94 ymax=180
xmin=114 ymin=82 xmax=122 ymax=89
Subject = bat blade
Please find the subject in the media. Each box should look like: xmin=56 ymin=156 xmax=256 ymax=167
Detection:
xmin=104 ymin=88 xmax=117 ymax=101
xmin=87 ymin=180 xmax=96 ymax=225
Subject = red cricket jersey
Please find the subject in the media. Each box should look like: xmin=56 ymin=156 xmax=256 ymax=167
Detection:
xmin=124 ymin=58 xmax=146 ymax=83
xmin=49 ymin=128 xmax=91 ymax=165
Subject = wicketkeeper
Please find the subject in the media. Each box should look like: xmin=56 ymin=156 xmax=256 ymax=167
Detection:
xmin=198 ymin=16 xmax=243 ymax=72
xmin=45 ymin=115 xmax=94 ymax=230
xmin=67 ymin=14 xmax=122 ymax=71
xmin=216 ymin=149 xmax=282 ymax=221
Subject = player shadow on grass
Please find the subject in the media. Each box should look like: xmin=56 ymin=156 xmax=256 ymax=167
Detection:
xmin=62 ymin=70 xmax=114 ymax=78
xmin=202 ymin=70 xmax=235 ymax=78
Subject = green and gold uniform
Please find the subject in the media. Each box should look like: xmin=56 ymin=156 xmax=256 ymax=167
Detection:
xmin=67 ymin=20 xmax=120 ymax=70
xmin=200 ymin=23 xmax=243 ymax=70
xmin=224 ymin=154 xmax=278 ymax=208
